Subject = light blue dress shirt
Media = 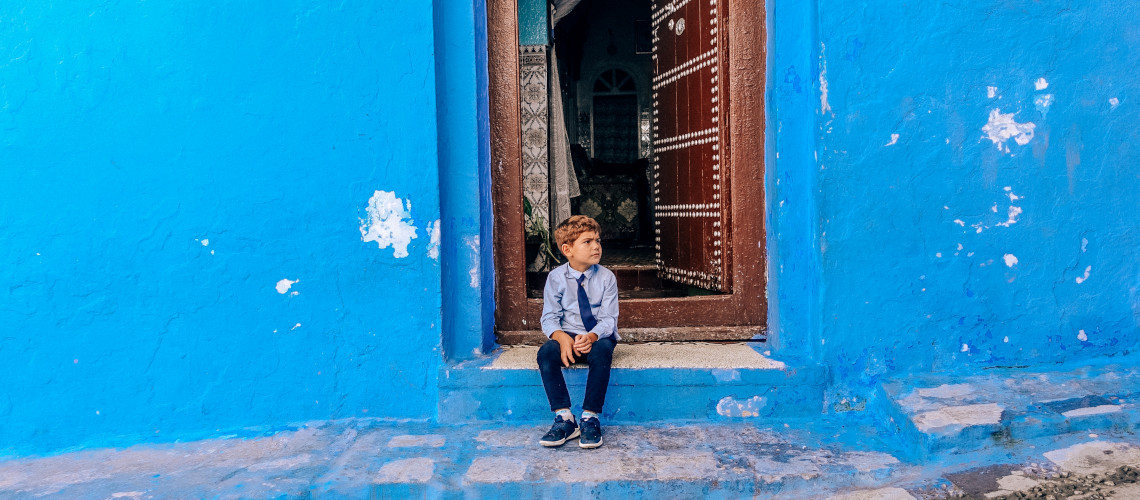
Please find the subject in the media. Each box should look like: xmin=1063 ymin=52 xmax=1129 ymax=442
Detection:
xmin=540 ymin=263 xmax=620 ymax=341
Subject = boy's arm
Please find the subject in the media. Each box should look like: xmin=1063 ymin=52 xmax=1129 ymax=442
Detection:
xmin=589 ymin=271 xmax=619 ymax=339
xmin=540 ymin=272 xmax=564 ymax=338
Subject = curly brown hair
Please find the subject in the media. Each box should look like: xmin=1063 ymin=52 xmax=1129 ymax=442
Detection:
xmin=554 ymin=215 xmax=601 ymax=248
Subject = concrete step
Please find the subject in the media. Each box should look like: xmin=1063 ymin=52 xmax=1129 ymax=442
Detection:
xmin=878 ymin=357 xmax=1140 ymax=460
xmin=439 ymin=342 xmax=828 ymax=424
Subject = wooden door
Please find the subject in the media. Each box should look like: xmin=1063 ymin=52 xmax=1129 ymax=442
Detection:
xmin=488 ymin=0 xmax=768 ymax=343
xmin=651 ymin=0 xmax=731 ymax=292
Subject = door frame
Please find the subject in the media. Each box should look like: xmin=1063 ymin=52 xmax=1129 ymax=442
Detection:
xmin=489 ymin=0 xmax=767 ymax=338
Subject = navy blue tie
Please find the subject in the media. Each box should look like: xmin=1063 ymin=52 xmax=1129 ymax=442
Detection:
xmin=576 ymin=274 xmax=598 ymax=333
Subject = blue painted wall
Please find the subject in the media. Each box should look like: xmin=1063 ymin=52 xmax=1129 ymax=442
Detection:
xmin=0 ymin=1 xmax=444 ymax=455
xmin=768 ymin=1 xmax=1140 ymax=392
xmin=435 ymin=0 xmax=496 ymax=361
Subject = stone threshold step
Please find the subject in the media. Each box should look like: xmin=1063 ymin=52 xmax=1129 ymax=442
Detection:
xmin=879 ymin=359 xmax=1140 ymax=460
xmin=440 ymin=342 xmax=827 ymax=424
xmin=497 ymin=325 xmax=767 ymax=344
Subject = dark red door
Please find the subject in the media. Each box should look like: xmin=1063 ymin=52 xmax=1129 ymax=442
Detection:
xmin=651 ymin=0 xmax=731 ymax=292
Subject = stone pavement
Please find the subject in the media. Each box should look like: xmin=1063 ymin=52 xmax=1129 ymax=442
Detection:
xmin=2 ymin=416 xmax=1140 ymax=499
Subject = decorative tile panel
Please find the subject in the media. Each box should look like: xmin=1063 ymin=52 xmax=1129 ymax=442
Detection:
xmin=519 ymin=45 xmax=550 ymax=231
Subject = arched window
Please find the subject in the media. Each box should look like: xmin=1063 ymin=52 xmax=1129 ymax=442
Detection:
xmin=591 ymin=68 xmax=639 ymax=163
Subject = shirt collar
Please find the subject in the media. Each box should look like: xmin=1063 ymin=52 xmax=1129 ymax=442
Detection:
xmin=564 ymin=263 xmax=596 ymax=280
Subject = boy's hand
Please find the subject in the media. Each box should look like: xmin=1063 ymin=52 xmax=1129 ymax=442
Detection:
xmin=574 ymin=333 xmax=599 ymax=355
xmin=552 ymin=331 xmax=576 ymax=367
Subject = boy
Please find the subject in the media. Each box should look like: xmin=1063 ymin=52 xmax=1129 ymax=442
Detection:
xmin=537 ymin=215 xmax=619 ymax=449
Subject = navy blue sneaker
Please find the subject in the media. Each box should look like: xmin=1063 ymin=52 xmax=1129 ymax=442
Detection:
xmin=539 ymin=415 xmax=580 ymax=447
xmin=579 ymin=416 xmax=602 ymax=449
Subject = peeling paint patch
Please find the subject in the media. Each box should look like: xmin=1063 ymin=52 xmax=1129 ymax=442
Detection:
xmin=1034 ymin=94 xmax=1055 ymax=117
xmin=426 ymin=219 xmax=441 ymax=260
xmin=831 ymin=488 xmax=916 ymax=500
xmin=1062 ymin=404 xmax=1120 ymax=418
xmin=917 ymin=384 xmax=974 ymax=399
xmin=1044 ymin=441 xmax=1140 ymax=475
xmin=982 ymin=109 xmax=1036 ymax=153
xmin=994 ymin=206 xmax=1022 ymax=227
xmin=1003 ymin=254 xmax=1018 ymax=267
xmin=1035 ymin=78 xmax=1049 ymax=90
xmin=360 ymin=190 xmax=418 ymax=258
xmin=885 ymin=134 xmax=899 ymax=146
xmin=1109 ymin=97 xmax=1120 ymax=109
xmin=376 ymin=457 xmax=434 ymax=483
xmin=987 ymin=86 xmax=998 ymax=98
xmin=199 ymin=239 xmax=209 ymax=246
xmin=1075 ymin=266 xmax=1091 ymax=284
xmin=388 ymin=434 xmax=446 ymax=448
xmin=819 ymin=43 xmax=831 ymax=115
xmin=1077 ymin=330 xmax=1088 ymax=342
xmin=716 ymin=395 xmax=767 ymax=417
xmin=466 ymin=457 xmax=528 ymax=483
xmin=912 ymin=403 xmax=1003 ymax=432
xmin=276 ymin=279 xmax=298 ymax=294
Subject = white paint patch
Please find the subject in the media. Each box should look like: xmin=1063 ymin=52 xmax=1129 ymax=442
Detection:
xmin=993 ymin=474 xmax=1040 ymax=495
xmin=467 ymin=236 xmax=481 ymax=288
xmin=830 ymin=487 xmax=916 ymax=500
xmin=1034 ymin=94 xmax=1055 ymax=118
xmin=1109 ymin=97 xmax=1120 ymax=109
xmin=1004 ymin=336 xmax=1009 ymax=343
xmin=1081 ymin=238 xmax=1088 ymax=252
xmin=291 ymin=323 xmax=301 ymax=330
xmin=982 ymin=109 xmax=1036 ymax=153
xmin=1063 ymin=404 xmax=1121 ymax=418
xmin=1035 ymin=78 xmax=1049 ymax=90
xmin=200 ymin=239 xmax=210 ymax=246
xmin=276 ymin=279 xmax=298 ymax=294
xmin=917 ymin=384 xmax=974 ymax=399
xmin=995 ymin=206 xmax=1023 ymax=227
xmin=912 ymin=403 xmax=1004 ymax=432
xmin=111 ymin=493 xmax=146 ymax=499
xmin=716 ymin=395 xmax=767 ymax=418
xmin=987 ymin=86 xmax=998 ymax=98
xmin=465 ymin=457 xmax=528 ymax=483
xmin=819 ymin=43 xmax=831 ymax=115
xmin=885 ymin=134 xmax=899 ymax=146
xmin=388 ymin=434 xmax=446 ymax=448
xmin=426 ymin=219 xmax=441 ymax=260
xmin=936 ymin=253 xmax=942 ymax=258
xmin=961 ymin=343 xmax=969 ymax=352
xmin=1003 ymin=254 xmax=1018 ymax=267
xmin=1044 ymin=441 xmax=1140 ymax=475
xmin=991 ymin=203 xmax=998 ymax=213
xmin=1078 ymin=329 xmax=1088 ymax=341
xmin=957 ymin=244 xmax=964 ymax=251
xmin=953 ymin=219 xmax=965 ymax=227
xmin=376 ymin=457 xmax=435 ymax=484
xmin=1075 ymin=266 xmax=1091 ymax=284
xmin=360 ymin=190 xmax=418 ymax=258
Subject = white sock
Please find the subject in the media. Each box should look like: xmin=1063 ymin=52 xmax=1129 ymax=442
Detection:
xmin=582 ymin=410 xmax=599 ymax=421
xmin=556 ymin=409 xmax=575 ymax=422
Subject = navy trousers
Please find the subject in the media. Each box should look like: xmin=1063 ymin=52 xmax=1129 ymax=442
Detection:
xmin=536 ymin=335 xmax=617 ymax=414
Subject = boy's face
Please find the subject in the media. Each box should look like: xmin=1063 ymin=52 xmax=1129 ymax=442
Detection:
xmin=560 ymin=230 xmax=602 ymax=271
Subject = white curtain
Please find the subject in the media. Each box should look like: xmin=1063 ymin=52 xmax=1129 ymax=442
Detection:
xmin=548 ymin=46 xmax=579 ymax=228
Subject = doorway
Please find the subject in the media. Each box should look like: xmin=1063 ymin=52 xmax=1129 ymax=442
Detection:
xmin=489 ymin=0 xmax=767 ymax=343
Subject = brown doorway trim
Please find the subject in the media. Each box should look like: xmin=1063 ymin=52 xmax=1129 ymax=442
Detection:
xmin=488 ymin=0 xmax=767 ymax=337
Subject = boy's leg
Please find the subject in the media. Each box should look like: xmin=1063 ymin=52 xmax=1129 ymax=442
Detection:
xmin=581 ymin=336 xmax=617 ymax=414
xmin=537 ymin=339 xmax=573 ymax=411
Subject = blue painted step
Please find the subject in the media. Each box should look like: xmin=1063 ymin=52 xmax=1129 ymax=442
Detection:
xmin=439 ymin=343 xmax=828 ymax=424
xmin=878 ymin=357 xmax=1140 ymax=460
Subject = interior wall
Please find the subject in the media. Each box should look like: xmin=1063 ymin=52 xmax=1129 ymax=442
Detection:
xmin=567 ymin=0 xmax=653 ymax=150
xmin=0 ymin=1 xmax=444 ymax=455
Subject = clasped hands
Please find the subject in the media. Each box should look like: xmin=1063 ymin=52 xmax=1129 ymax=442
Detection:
xmin=552 ymin=331 xmax=598 ymax=367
